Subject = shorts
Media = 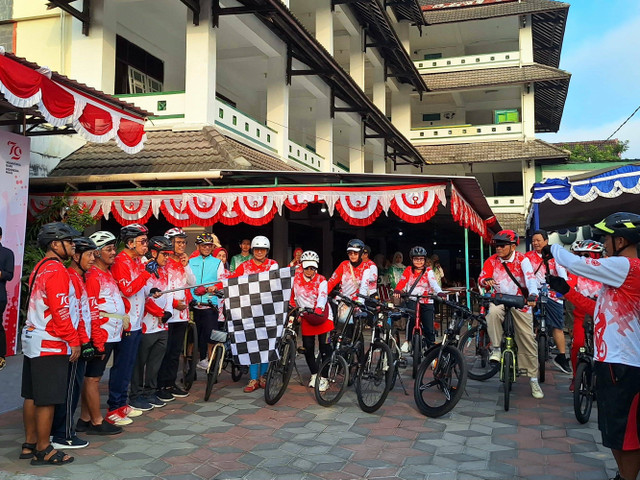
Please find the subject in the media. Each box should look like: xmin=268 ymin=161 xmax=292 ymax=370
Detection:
xmin=84 ymin=342 xmax=116 ymax=378
xmin=544 ymin=299 xmax=564 ymax=330
xmin=594 ymin=361 xmax=640 ymax=450
xmin=21 ymin=355 xmax=70 ymax=406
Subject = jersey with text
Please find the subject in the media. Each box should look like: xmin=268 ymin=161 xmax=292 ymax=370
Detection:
xmin=395 ymin=267 xmax=442 ymax=304
xmin=111 ymin=251 xmax=152 ymax=331
xmin=85 ymin=266 xmax=126 ymax=349
xmin=327 ymin=261 xmax=374 ymax=300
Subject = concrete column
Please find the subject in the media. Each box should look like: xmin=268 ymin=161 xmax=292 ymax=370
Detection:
xmin=322 ymin=220 xmax=334 ymax=274
xmin=371 ymin=139 xmax=386 ymax=174
xmin=521 ymin=83 xmax=535 ymax=139
xmin=272 ymin=214 xmax=288 ymax=266
xmin=350 ymin=34 xmax=365 ymax=90
xmin=266 ymin=51 xmax=290 ymax=160
xmin=69 ymin=0 xmax=116 ymax=93
xmin=391 ymin=84 xmax=412 ymax=139
xmin=315 ymin=94 xmax=333 ymax=171
xmin=519 ymin=14 xmax=534 ymax=64
xmin=184 ymin=0 xmax=217 ymax=125
xmin=372 ymin=65 xmax=386 ymax=115
xmin=395 ymin=20 xmax=411 ymax=54
xmin=315 ymin=0 xmax=334 ymax=55
xmin=348 ymin=120 xmax=364 ymax=173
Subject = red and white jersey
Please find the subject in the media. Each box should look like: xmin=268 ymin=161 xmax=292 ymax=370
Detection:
xmin=142 ymin=267 xmax=170 ymax=334
xmin=327 ymin=261 xmax=374 ymax=300
xmin=68 ymin=268 xmax=94 ymax=342
xmin=363 ymin=260 xmax=378 ymax=295
xmin=111 ymin=251 xmax=152 ymax=332
xmin=552 ymin=244 xmax=640 ymax=367
xmin=22 ymin=258 xmax=80 ymax=358
xmin=86 ymin=266 xmax=126 ymax=349
xmin=292 ymin=270 xmax=331 ymax=315
xmin=232 ymin=258 xmax=279 ymax=276
xmin=165 ymin=257 xmax=192 ymax=323
xmin=478 ymin=251 xmax=538 ymax=312
xmin=525 ymin=250 xmax=568 ymax=304
xmin=395 ymin=267 xmax=442 ymax=304
xmin=567 ymin=273 xmax=603 ymax=299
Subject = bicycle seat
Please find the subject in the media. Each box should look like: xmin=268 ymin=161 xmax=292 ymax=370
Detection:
xmin=485 ymin=293 xmax=525 ymax=309
xmin=210 ymin=329 xmax=228 ymax=343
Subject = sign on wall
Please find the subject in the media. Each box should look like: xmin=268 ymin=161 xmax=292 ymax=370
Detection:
xmin=0 ymin=132 xmax=30 ymax=356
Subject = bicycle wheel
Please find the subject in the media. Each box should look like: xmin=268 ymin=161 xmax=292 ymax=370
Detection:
xmin=204 ymin=347 xmax=223 ymax=402
xmin=264 ymin=336 xmax=296 ymax=405
xmin=459 ymin=326 xmax=499 ymax=381
xmin=315 ymin=354 xmax=349 ymax=407
xmin=389 ymin=341 xmax=400 ymax=390
xmin=346 ymin=344 xmax=362 ymax=387
xmin=538 ymin=334 xmax=547 ymax=383
xmin=503 ymin=350 xmax=513 ymax=411
xmin=574 ymin=361 xmax=593 ymax=424
xmin=182 ymin=323 xmax=199 ymax=391
xmin=356 ymin=341 xmax=393 ymax=413
xmin=412 ymin=333 xmax=423 ymax=379
xmin=414 ymin=345 xmax=467 ymax=418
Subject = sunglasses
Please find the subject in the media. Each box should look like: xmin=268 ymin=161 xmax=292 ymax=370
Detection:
xmin=304 ymin=266 xmax=318 ymax=271
xmin=136 ymin=239 xmax=148 ymax=245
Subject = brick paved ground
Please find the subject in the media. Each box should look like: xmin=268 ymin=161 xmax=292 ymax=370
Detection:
xmin=0 ymin=354 xmax=618 ymax=480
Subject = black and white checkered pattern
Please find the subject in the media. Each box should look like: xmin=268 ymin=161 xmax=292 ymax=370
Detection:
xmin=223 ymin=267 xmax=295 ymax=366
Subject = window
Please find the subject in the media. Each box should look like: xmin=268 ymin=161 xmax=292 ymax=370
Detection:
xmin=422 ymin=113 xmax=441 ymax=122
xmin=424 ymin=53 xmax=442 ymax=60
xmin=115 ymin=35 xmax=164 ymax=94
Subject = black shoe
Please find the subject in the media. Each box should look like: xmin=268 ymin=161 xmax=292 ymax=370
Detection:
xmin=145 ymin=394 xmax=166 ymax=408
xmin=51 ymin=435 xmax=89 ymax=449
xmin=552 ymin=354 xmax=572 ymax=375
xmin=86 ymin=421 xmax=123 ymax=436
xmin=75 ymin=418 xmax=91 ymax=433
xmin=156 ymin=389 xmax=175 ymax=402
xmin=169 ymin=385 xmax=189 ymax=398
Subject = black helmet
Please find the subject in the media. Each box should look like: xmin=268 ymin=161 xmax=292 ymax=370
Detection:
xmin=120 ymin=223 xmax=149 ymax=243
xmin=73 ymin=237 xmax=98 ymax=254
xmin=347 ymin=239 xmax=365 ymax=252
xmin=37 ymin=222 xmax=81 ymax=249
xmin=492 ymin=229 xmax=519 ymax=246
xmin=594 ymin=212 xmax=640 ymax=244
xmin=148 ymin=236 xmax=174 ymax=253
xmin=409 ymin=246 xmax=428 ymax=259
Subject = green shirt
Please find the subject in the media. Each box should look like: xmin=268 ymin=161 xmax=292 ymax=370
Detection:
xmin=230 ymin=253 xmax=252 ymax=272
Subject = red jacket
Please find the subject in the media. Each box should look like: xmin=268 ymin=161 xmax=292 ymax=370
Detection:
xmin=111 ymin=251 xmax=152 ymax=331
xmin=85 ymin=266 xmax=127 ymax=350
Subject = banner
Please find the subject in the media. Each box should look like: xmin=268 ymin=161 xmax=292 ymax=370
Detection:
xmin=0 ymin=132 xmax=30 ymax=356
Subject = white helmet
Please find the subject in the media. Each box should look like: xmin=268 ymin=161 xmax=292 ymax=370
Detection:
xmin=164 ymin=227 xmax=187 ymax=239
xmin=90 ymin=231 xmax=117 ymax=249
xmin=569 ymin=240 xmax=581 ymax=253
xmin=301 ymin=250 xmax=319 ymax=269
xmin=251 ymin=235 xmax=270 ymax=251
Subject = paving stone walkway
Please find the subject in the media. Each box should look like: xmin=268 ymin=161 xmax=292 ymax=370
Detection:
xmin=0 ymin=355 xmax=618 ymax=480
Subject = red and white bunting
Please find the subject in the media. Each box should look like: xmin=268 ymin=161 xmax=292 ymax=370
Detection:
xmin=450 ymin=186 xmax=490 ymax=241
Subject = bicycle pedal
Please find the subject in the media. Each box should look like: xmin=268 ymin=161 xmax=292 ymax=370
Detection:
xmin=397 ymin=359 xmax=407 ymax=368
xmin=297 ymin=347 xmax=306 ymax=354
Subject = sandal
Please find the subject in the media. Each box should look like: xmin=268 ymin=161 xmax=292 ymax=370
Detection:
xmin=0 ymin=357 xmax=5 ymax=371
xmin=30 ymin=444 xmax=74 ymax=466
xmin=19 ymin=442 xmax=36 ymax=459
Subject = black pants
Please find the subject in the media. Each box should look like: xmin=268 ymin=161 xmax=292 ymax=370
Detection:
xmin=158 ymin=322 xmax=187 ymax=389
xmin=302 ymin=333 xmax=331 ymax=375
xmin=131 ymin=330 xmax=168 ymax=399
xmin=193 ymin=307 xmax=218 ymax=361
xmin=51 ymin=358 xmax=86 ymax=440
xmin=0 ymin=300 xmax=6 ymax=358
xmin=406 ymin=303 xmax=435 ymax=347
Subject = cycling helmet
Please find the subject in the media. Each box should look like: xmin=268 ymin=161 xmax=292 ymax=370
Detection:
xmin=251 ymin=235 xmax=270 ymax=250
xmin=195 ymin=232 xmax=214 ymax=245
xmin=573 ymin=239 xmax=605 ymax=254
xmin=569 ymin=239 xmax=581 ymax=253
xmin=120 ymin=223 xmax=149 ymax=243
xmin=300 ymin=250 xmax=320 ymax=269
xmin=346 ymin=239 xmax=365 ymax=252
xmin=164 ymin=227 xmax=187 ymax=240
xmin=492 ymin=229 xmax=519 ymax=246
xmin=593 ymin=212 xmax=640 ymax=243
xmin=409 ymin=246 xmax=428 ymax=259
xmin=73 ymin=237 xmax=98 ymax=254
xmin=148 ymin=236 xmax=174 ymax=253
xmin=37 ymin=222 xmax=81 ymax=249
xmin=90 ymin=231 xmax=117 ymax=249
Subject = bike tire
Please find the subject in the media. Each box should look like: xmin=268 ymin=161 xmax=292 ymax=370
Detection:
xmin=574 ymin=361 xmax=593 ymax=424
xmin=315 ymin=354 xmax=349 ymax=407
xmin=347 ymin=345 xmax=362 ymax=387
xmin=503 ymin=350 xmax=513 ymax=411
xmin=390 ymin=342 xmax=400 ymax=390
xmin=458 ymin=326 xmax=499 ymax=381
xmin=231 ymin=363 xmax=243 ymax=382
xmin=356 ymin=341 xmax=394 ymax=413
xmin=412 ymin=333 xmax=422 ymax=379
xmin=264 ymin=336 xmax=296 ymax=405
xmin=414 ymin=344 xmax=467 ymax=418
xmin=204 ymin=348 xmax=223 ymax=402
xmin=182 ymin=323 xmax=199 ymax=391
xmin=538 ymin=334 xmax=547 ymax=383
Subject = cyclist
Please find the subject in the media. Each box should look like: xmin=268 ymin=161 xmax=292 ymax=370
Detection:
xmin=362 ymin=245 xmax=378 ymax=296
xmin=157 ymin=228 xmax=192 ymax=402
xmin=291 ymin=251 xmax=333 ymax=391
xmin=78 ymin=231 xmax=127 ymax=433
xmin=21 ymin=222 xmax=81 ymax=465
xmin=289 ymin=247 xmax=303 ymax=268
xmin=525 ymin=229 xmax=571 ymax=374
xmin=327 ymin=239 xmax=375 ymax=300
xmin=478 ymin=230 xmax=543 ymax=399
xmin=547 ymin=212 xmax=640 ymax=480
xmin=393 ymin=246 xmax=443 ymax=353
xmin=230 ymin=238 xmax=252 ymax=272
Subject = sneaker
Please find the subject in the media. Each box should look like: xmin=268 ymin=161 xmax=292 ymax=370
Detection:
xmin=530 ymin=379 xmax=544 ymax=399
xmin=75 ymin=418 xmax=90 ymax=433
xmin=489 ymin=348 xmax=501 ymax=364
xmin=244 ymin=379 xmax=260 ymax=393
xmin=129 ymin=397 xmax=153 ymax=412
xmin=120 ymin=405 xmax=143 ymax=418
xmin=86 ymin=421 xmax=123 ymax=436
xmin=145 ymin=394 xmax=166 ymax=408
xmin=308 ymin=373 xmax=317 ymax=388
xmin=553 ymin=354 xmax=572 ymax=375
xmin=259 ymin=376 xmax=267 ymax=389
xmin=400 ymin=341 xmax=410 ymax=353
xmin=51 ymin=435 xmax=89 ymax=450
xmin=168 ymin=385 xmax=189 ymax=398
xmin=156 ymin=389 xmax=175 ymax=402
xmin=105 ymin=409 xmax=133 ymax=426
xmin=318 ymin=377 xmax=329 ymax=392
xmin=197 ymin=359 xmax=209 ymax=370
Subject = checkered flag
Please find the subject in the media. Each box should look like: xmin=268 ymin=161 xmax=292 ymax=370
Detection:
xmin=223 ymin=267 xmax=295 ymax=366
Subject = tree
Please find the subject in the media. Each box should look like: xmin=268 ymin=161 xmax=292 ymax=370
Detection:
xmin=559 ymin=140 xmax=629 ymax=163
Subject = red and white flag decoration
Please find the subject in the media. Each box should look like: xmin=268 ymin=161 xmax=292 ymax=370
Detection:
xmin=451 ymin=186 xmax=491 ymax=241
xmin=0 ymin=51 xmax=146 ymax=153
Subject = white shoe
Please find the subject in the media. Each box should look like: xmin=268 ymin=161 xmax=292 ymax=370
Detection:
xmin=308 ymin=374 xmax=317 ymax=388
xmin=530 ymin=379 xmax=544 ymax=399
xmin=319 ymin=378 xmax=329 ymax=392
xmin=197 ymin=359 xmax=209 ymax=370
xmin=400 ymin=341 xmax=410 ymax=353
xmin=489 ymin=348 xmax=501 ymax=364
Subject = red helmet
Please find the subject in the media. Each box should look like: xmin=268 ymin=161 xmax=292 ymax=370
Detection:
xmin=492 ymin=230 xmax=519 ymax=246
xmin=573 ymin=239 xmax=604 ymax=258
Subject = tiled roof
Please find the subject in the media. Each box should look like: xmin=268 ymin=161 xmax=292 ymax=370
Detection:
xmin=494 ymin=212 xmax=526 ymax=236
xmin=420 ymin=0 xmax=569 ymax=25
xmin=48 ymin=126 xmax=300 ymax=177
xmin=416 ymin=139 xmax=569 ymax=165
xmin=422 ymin=64 xmax=570 ymax=91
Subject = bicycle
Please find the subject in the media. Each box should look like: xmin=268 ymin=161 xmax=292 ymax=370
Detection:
xmin=181 ymin=314 xmax=199 ymax=391
xmin=574 ymin=314 xmax=596 ymax=424
xmin=533 ymin=283 xmax=551 ymax=383
xmin=458 ymin=294 xmax=499 ymax=381
xmin=398 ymin=293 xmax=431 ymax=379
xmin=204 ymin=325 xmax=246 ymax=402
xmin=264 ymin=306 xmax=307 ymax=405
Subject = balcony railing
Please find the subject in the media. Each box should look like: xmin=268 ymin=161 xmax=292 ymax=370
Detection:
xmin=487 ymin=196 xmax=525 ymax=214
xmin=117 ymin=90 xmax=186 ymax=120
xmin=415 ymin=51 xmax=520 ymax=73
xmin=287 ymin=140 xmax=325 ymax=171
xmin=411 ymin=122 xmax=523 ymax=144
xmin=215 ymin=99 xmax=279 ymax=153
